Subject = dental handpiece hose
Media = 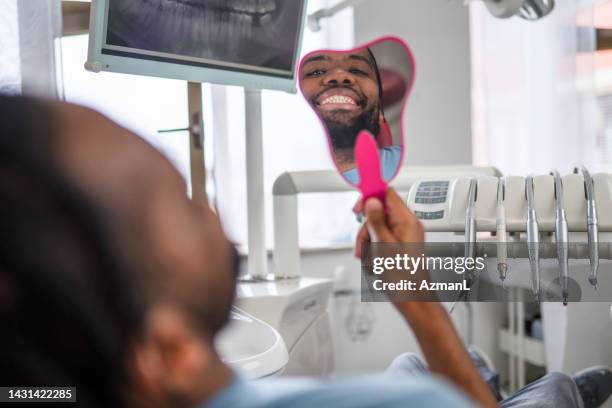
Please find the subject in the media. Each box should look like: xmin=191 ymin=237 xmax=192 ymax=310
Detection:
xmin=496 ymin=178 xmax=507 ymax=284
xmin=575 ymin=166 xmax=599 ymax=288
xmin=465 ymin=178 xmax=477 ymax=263
xmin=551 ymin=170 xmax=569 ymax=305
xmin=526 ymin=176 xmax=541 ymax=301
xmin=587 ymin=196 xmax=599 ymax=288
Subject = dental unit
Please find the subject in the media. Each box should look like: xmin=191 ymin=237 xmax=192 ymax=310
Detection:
xmin=574 ymin=165 xmax=599 ymax=289
xmin=551 ymin=170 xmax=570 ymax=305
xmin=272 ymin=167 xmax=612 ymax=308
xmin=525 ymin=175 xmax=541 ymax=302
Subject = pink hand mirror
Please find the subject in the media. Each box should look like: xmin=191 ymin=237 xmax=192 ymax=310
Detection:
xmin=298 ymin=36 xmax=415 ymax=202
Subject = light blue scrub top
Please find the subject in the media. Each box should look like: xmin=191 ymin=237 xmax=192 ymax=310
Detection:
xmin=203 ymin=374 xmax=474 ymax=408
xmin=343 ymin=145 xmax=402 ymax=185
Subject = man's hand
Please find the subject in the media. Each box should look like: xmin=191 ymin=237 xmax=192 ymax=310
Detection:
xmin=354 ymin=189 xmax=498 ymax=408
xmin=353 ymin=189 xmax=424 ymax=257
xmin=355 ymin=188 xmax=430 ymax=303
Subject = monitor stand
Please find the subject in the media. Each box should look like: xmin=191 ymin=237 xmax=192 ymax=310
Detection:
xmin=242 ymin=89 xmax=271 ymax=281
xmin=188 ymin=82 xmax=206 ymax=202
xmin=188 ymin=86 xmax=271 ymax=281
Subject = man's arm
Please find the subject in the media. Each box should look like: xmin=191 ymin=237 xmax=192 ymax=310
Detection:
xmin=354 ymin=190 xmax=498 ymax=408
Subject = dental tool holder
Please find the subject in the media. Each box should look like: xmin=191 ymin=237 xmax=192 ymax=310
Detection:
xmin=407 ymin=173 xmax=612 ymax=234
xmin=421 ymin=242 xmax=612 ymax=261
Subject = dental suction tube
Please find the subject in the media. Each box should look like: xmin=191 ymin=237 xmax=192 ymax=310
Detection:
xmin=574 ymin=166 xmax=599 ymax=288
xmin=526 ymin=175 xmax=541 ymax=301
xmin=496 ymin=178 xmax=508 ymax=284
xmin=550 ymin=170 xmax=569 ymax=305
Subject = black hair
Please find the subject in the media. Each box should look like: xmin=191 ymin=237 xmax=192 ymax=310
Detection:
xmin=0 ymin=96 xmax=145 ymax=407
xmin=366 ymin=48 xmax=384 ymax=110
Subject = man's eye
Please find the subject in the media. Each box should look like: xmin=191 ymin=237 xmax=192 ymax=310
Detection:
xmin=350 ymin=68 xmax=369 ymax=76
xmin=306 ymin=69 xmax=325 ymax=77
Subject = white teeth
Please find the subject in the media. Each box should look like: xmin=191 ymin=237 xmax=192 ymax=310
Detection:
xmin=321 ymin=95 xmax=357 ymax=105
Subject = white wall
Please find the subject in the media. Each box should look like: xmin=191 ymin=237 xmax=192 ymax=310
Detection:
xmin=353 ymin=0 xmax=473 ymax=166
xmin=470 ymin=0 xmax=609 ymax=175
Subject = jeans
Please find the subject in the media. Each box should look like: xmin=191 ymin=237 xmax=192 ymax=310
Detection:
xmin=386 ymin=353 xmax=585 ymax=408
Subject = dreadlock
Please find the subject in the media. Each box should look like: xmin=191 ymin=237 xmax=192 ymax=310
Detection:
xmin=0 ymin=96 xmax=145 ymax=407
xmin=366 ymin=47 xmax=384 ymax=110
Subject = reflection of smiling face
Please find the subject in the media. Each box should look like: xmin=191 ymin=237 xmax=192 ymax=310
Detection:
xmin=300 ymin=49 xmax=381 ymax=130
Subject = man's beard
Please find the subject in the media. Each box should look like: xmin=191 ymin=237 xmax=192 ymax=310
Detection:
xmin=324 ymin=104 xmax=380 ymax=152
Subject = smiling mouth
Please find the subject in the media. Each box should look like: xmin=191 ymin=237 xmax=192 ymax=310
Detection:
xmin=316 ymin=94 xmax=362 ymax=112
xmin=320 ymin=95 xmax=357 ymax=106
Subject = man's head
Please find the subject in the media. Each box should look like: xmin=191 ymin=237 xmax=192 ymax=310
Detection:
xmin=0 ymin=96 xmax=238 ymax=407
xmin=300 ymin=48 xmax=384 ymax=152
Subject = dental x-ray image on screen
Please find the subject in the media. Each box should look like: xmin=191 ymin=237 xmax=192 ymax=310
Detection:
xmin=103 ymin=0 xmax=304 ymax=79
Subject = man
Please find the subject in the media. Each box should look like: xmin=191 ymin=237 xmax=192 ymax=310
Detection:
xmin=0 ymin=95 xmax=610 ymax=408
xmin=300 ymin=48 xmax=401 ymax=184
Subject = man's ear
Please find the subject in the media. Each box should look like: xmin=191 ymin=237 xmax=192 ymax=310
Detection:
xmin=129 ymin=305 xmax=209 ymax=405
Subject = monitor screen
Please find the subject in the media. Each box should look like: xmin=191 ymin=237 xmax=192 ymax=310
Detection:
xmin=87 ymin=0 xmax=307 ymax=92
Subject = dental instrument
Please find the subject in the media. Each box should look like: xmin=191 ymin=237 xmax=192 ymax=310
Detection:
xmin=497 ymin=177 xmax=508 ymax=285
xmin=451 ymin=178 xmax=478 ymax=312
xmin=574 ymin=166 xmax=599 ymax=289
xmin=550 ymin=170 xmax=570 ymax=305
xmin=525 ymin=175 xmax=541 ymax=301
xmin=465 ymin=178 xmax=478 ymax=262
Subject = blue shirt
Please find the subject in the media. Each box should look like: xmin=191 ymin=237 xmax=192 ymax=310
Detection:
xmin=343 ymin=145 xmax=402 ymax=185
xmin=203 ymin=374 xmax=474 ymax=408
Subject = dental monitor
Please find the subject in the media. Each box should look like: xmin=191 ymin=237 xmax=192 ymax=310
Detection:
xmin=86 ymin=0 xmax=308 ymax=92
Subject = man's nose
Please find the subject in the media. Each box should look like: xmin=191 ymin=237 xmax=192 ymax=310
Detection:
xmin=323 ymin=68 xmax=355 ymax=86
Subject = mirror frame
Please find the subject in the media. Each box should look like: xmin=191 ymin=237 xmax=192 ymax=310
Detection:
xmin=298 ymin=35 xmax=416 ymax=185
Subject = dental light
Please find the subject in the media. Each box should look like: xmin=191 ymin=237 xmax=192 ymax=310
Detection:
xmin=308 ymin=0 xmax=554 ymax=32
xmin=483 ymin=0 xmax=555 ymax=20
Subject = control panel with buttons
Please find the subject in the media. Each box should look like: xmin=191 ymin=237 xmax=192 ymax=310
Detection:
xmin=412 ymin=181 xmax=449 ymax=220
xmin=407 ymin=180 xmax=453 ymax=225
